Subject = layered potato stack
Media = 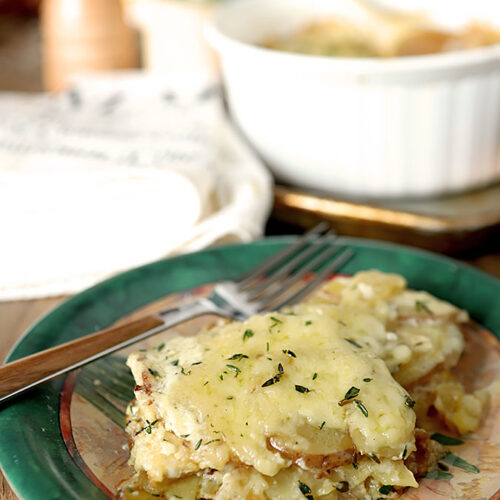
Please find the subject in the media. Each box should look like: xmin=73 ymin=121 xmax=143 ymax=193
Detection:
xmin=122 ymin=271 xmax=488 ymax=499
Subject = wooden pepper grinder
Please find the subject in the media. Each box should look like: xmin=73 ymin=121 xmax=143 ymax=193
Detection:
xmin=41 ymin=0 xmax=139 ymax=92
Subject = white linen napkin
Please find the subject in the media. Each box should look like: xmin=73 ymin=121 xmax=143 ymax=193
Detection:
xmin=0 ymin=72 xmax=273 ymax=301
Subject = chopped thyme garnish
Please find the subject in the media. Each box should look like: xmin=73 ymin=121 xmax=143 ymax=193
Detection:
xmin=191 ymin=361 xmax=202 ymax=366
xmin=295 ymin=385 xmax=311 ymax=393
xmin=424 ymin=469 xmax=453 ymax=480
xmin=338 ymin=386 xmax=360 ymax=406
xmin=404 ymin=395 xmax=416 ymax=408
xmin=194 ymin=439 xmax=202 ymax=450
xmin=442 ymin=453 xmax=480 ymax=473
xmin=378 ymin=485 xmax=392 ymax=495
xmin=363 ymin=378 xmax=372 ymax=382
xmin=430 ymin=433 xmax=464 ymax=446
xmin=402 ymin=446 xmax=407 ymax=459
xmin=354 ymin=400 xmax=368 ymax=417
xmin=338 ymin=320 xmax=347 ymax=327
xmin=312 ymin=372 xmax=318 ymax=380
xmin=171 ymin=359 xmax=179 ymax=366
xmin=305 ymin=320 xmax=312 ymax=326
xmin=352 ymin=451 xmax=358 ymax=469
xmin=180 ymin=366 xmax=191 ymax=376
xmin=262 ymin=377 xmax=278 ymax=387
xmin=227 ymin=353 xmax=249 ymax=361
xmin=319 ymin=421 xmax=326 ymax=430
xmin=203 ymin=380 xmax=209 ymax=386
xmin=282 ymin=349 xmax=297 ymax=358
xmin=204 ymin=439 xmax=221 ymax=446
xmin=243 ymin=329 xmax=254 ymax=341
xmin=148 ymin=368 xmax=160 ymax=377
xmin=415 ymin=300 xmax=432 ymax=314
xmin=156 ymin=343 xmax=165 ymax=351
xmin=262 ymin=364 xmax=284 ymax=387
xmin=127 ymin=487 xmax=134 ymax=493
xmin=269 ymin=316 xmax=282 ymax=323
xmin=345 ymin=338 xmax=362 ymax=348
xmin=219 ymin=374 xmax=223 ymax=381
xmin=298 ymin=480 xmax=314 ymax=500
xmin=226 ymin=364 xmax=241 ymax=376
xmin=266 ymin=342 xmax=270 ymax=352
xmin=135 ymin=419 xmax=158 ymax=436
xmin=180 ymin=433 xmax=190 ymax=438
xmin=227 ymin=396 xmax=233 ymax=400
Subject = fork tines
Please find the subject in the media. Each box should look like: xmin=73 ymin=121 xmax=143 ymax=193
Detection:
xmin=239 ymin=223 xmax=353 ymax=312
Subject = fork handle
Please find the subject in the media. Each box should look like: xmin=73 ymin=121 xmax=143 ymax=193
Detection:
xmin=0 ymin=299 xmax=214 ymax=404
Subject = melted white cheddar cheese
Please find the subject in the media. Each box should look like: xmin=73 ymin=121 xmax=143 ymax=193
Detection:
xmin=124 ymin=270 xmax=474 ymax=499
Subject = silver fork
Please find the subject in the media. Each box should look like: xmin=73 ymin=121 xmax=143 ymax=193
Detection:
xmin=0 ymin=224 xmax=353 ymax=404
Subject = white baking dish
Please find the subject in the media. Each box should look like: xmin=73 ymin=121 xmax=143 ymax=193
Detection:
xmin=207 ymin=0 xmax=500 ymax=198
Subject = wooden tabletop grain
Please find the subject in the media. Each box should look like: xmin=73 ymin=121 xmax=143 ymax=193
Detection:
xmin=0 ymin=253 xmax=498 ymax=499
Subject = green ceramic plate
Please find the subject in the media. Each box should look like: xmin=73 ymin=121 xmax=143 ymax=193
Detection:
xmin=0 ymin=237 xmax=499 ymax=500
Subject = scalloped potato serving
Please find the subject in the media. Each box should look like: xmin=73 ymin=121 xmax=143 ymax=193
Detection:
xmin=264 ymin=19 xmax=500 ymax=58
xmin=121 ymin=271 xmax=488 ymax=499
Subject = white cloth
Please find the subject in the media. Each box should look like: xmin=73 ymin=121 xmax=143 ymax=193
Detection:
xmin=0 ymin=73 xmax=273 ymax=300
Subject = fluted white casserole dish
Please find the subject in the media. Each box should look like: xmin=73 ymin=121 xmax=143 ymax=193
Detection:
xmin=207 ymin=0 xmax=500 ymax=197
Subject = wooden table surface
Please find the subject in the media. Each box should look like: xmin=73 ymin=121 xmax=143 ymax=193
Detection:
xmin=0 ymin=250 xmax=499 ymax=499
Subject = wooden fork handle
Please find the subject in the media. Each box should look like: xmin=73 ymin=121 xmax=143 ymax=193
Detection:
xmin=0 ymin=314 xmax=164 ymax=403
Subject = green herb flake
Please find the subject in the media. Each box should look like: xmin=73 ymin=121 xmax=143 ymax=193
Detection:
xmin=354 ymin=400 xmax=368 ymax=417
xmin=148 ymin=368 xmax=160 ymax=377
xmin=363 ymin=378 xmax=372 ymax=382
xmin=266 ymin=342 xmax=270 ymax=352
xmin=203 ymin=380 xmax=209 ymax=386
xmin=319 ymin=421 xmax=326 ymax=430
xmin=402 ymin=446 xmax=407 ymax=459
xmin=424 ymin=469 xmax=454 ymax=480
xmin=194 ymin=439 xmax=202 ymax=450
xmin=338 ymin=386 xmax=360 ymax=406
xmin=180 ymin=434 xmax=190 ymax=438
xmin=442 ymin=453 xmax=480 ymax=473
xmin=278 ymin=363 xmax=284 ymax=374
xmin=352 ymin=451 xmax=358 ymax=469
xmin=227 ymin=353 xmax=249 ymax=361
xmin=430 ymin=433 xmax=465 ymax=446
xmin=204 ymin=439 xmax=221 ymax=446
xmin=226 ymin=364 xmax=241 ymax=375
xmin=180 ymin=366 xmax=191 ymax=376
xmin=262 ymin=377 xmax=277 ymax=387
xmin=295 ymin=384 xmax=311 ymax=393
xmin=379 ymin=485 xmax=392 ymax=495
xmin=135 ymin=419 xmax=158 ymax=436
xmin=305 ymin=321 xmax=312 ymax=326
xmin=219 ymin=374 xmax=224 ymax=381
xmin=191 ymin=361 xmax=202 ymax=366
xmin=345 ymin=338 xmax=362 ymax=348
xmin=243 ymin=329 xmax=254 ymax=341
xmin=171 ymin=359 xmax=179 ymax=366
xmin=312 ymin=372 xmax=318 ymax=380
xmin=282 ymin=349 xmax=297 ymax=358
xmin=127 ymin=487 xmax=134 ymax=493
xmin=404 ymin=395 xmax=416 ymax=408
xmin=269 ymin=316 xmax=282 ymax=324
xmin=156 ymin=343 xmax=165 ymax=351
xmin=298 ymin=480 xmax=314 ymax=500
xmin=415 ymin=300 xmax=433 ymax=314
